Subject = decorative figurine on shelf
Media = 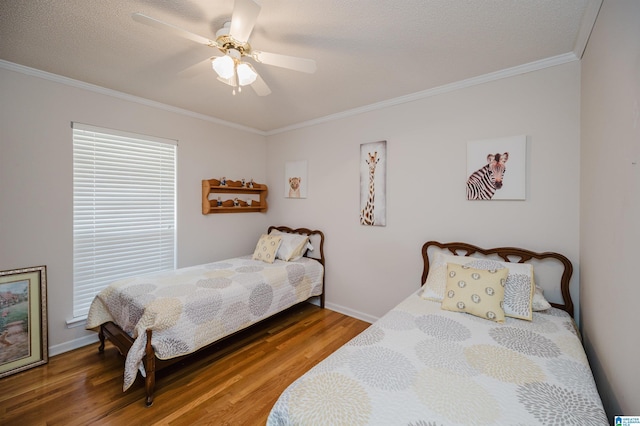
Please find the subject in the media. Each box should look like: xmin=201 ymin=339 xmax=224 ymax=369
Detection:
xmin=220 ymin=177 xmax=227 ymax=186
xmin=217 ymin=196 xmax=222 ymax=206
xmin=234 ymin=197 xmax=239 ymax=206
xmin=241 ymin=178 xmax=246 ymax=187
xmin=248 ymin=178 xmax=254 ymax=188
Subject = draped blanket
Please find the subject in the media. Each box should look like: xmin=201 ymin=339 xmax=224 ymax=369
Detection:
xmin=87 ymin=256 xmax=324 ymax=391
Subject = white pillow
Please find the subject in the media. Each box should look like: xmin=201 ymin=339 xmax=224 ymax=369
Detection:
xmin=532 ymin=286 xmax=552 ymax=311
xmin=269 ymin=229 xmax=310 ymax=261
xmin=422 ymin=252 xmax=471 ymax=301
xmin=422 ymin=252 xmax=535 ymax=321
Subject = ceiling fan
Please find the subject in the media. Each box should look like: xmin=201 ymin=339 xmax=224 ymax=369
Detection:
xmin=132 ymin=0 xmax=317 ymax=96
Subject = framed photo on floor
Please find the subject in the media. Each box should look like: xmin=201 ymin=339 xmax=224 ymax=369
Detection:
xmin=0 ymin=265 xmax=48 ymax=378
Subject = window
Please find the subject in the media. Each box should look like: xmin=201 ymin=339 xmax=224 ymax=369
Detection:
xmin=72 ymin=123 xmax=176 ymax=318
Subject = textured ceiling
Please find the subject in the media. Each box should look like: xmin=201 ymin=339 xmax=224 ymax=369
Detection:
xmin=0 ymin=0 xmax=600 ymax=133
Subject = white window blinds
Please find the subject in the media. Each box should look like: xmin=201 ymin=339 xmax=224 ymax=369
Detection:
xmin=72 ymin=123 xmax=176 ymax=318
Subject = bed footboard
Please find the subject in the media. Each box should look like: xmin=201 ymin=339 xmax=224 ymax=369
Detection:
xmin=98 ymin=323 xmax=158 ymax=406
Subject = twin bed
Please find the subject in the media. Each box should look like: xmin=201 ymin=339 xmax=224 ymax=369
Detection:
xmin=267 ymin=241 xmax=608 ymax=425
xmin=88 ymin=230 xmax=607 ymax=425
xmin=86 ymin=226 xmax=325 ymax=406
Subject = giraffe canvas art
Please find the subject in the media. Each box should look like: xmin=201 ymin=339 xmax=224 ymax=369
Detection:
xmin=360 ymin=141 xmax=387 ymax=226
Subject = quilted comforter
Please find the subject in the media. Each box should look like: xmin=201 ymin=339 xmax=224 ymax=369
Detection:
xmin=267 ymin=290 xmax=607 ymax=425
xmin=86 ymin=256 xmax=324 ymax=391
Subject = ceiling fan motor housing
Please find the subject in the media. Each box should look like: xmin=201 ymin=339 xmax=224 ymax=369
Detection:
xmin=215 ymin=22 xmax=251 ymax=56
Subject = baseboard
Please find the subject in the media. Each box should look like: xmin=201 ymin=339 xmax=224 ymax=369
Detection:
xmin=49 ymin=333 xmax=99 ymax=357
xmin=325 ymin=302 xmax=377 ymax=324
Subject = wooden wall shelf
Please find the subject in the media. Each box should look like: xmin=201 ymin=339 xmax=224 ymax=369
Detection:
xmin=202 ymin=179 xmax=268 ymax=214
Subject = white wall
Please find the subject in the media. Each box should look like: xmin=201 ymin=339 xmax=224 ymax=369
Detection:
xmin=0 ymin=58 xmax=585 ymax=363
xmin=266 ymin=61 xmax=582 ymax=322
xmin=580 ymin=0 xmax=640 ymax=417
xmin=0 ymin=67 xmax=269 ymax=354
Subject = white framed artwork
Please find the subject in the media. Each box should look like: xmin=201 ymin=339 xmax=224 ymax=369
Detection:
xmin=360 ymin=140 xmax=387 ymax=226
xmin=284 ymin=160 xmax=308 ymax=198
xmin=466 ymin=135 xmax=526 ymax=200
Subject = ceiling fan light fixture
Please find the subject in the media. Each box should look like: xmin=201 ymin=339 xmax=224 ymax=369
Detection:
xmin=211 ymin=55 xmax=235 ymax=80
xmin=236 ymin=62 xmax=257 ymax=86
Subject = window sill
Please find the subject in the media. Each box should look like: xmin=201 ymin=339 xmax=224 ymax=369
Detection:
xmin=66 ymin=316 xmax=87 ymax=329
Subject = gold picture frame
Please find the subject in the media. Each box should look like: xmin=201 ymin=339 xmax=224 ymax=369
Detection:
xmin=0 ymin=265 xmax=48 ymax=378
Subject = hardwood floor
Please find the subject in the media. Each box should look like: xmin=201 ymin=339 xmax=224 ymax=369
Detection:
xmin=0 ymin=303 xmax=370 ymax=426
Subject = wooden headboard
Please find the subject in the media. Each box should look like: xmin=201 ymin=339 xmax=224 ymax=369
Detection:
xmin=268 ymin=225 xmax=325 ymax=307
xmin=421 ymin=241 xmax=574 ymax=317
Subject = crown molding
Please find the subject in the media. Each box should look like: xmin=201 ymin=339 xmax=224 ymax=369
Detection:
xmin=266 ymin=52 xmax=579 ymax=135
xmin=0 ymin=59 xmax=266 ymax=136
xmin=2 ymin=50 xmax=580 ymax=138
xmin=573 ymin=0 xmax=603 ymax=59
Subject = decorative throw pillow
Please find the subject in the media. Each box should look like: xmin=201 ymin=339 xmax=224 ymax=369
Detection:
xmin=441 ymin=263 xmax=508 ymax=323
xmin=422 ymin=252 xmax=536 ymax=321
xmin=464 ymin=258 xmax=535 ymax=321
xmin=252 ymin=234 xmax=282 ymax=263
xmin=269 ymin=230 xmax=310 ymax=261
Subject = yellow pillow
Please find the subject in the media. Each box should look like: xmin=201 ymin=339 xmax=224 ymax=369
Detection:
xmin=441 ymin=263 xmax=508 ymax=323
xmin=252 ymin=234 xmax=282 ymax=263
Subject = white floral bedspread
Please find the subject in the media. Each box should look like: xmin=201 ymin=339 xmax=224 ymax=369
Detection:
xmin=86 ymin=256 xmax=323 ymax=391
xmin=267 ymin=291 xmax=607 ymax=426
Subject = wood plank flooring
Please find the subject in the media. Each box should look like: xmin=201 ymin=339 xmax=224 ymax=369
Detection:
xmin=0 ymin=303 xmax=370 ymax=426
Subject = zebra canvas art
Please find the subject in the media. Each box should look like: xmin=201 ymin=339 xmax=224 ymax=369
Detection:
xmin=466 ymin=135 xmax=527 ymax=200
xmin=466 ymin=152 xmax=509 ymax=200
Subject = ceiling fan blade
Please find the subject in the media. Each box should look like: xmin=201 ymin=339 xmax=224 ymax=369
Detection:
xmin=217 ymin=76 xmax=236 ymax=87
xmin=251 ymin=51 xmax=317 ymax=74
xmin=132 ymin=12 xmax=216 ymax=47
xmin=250 ymin=74 xmax=271 ymax=96
xmin=229 ymin=0 xmax=261 ymax=43
xmin=177 ymin=57 xmax=216 ymax=78
xmin=217 ymin=74 xmax=270 ymax=97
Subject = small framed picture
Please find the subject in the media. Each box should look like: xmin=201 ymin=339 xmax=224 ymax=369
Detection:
xmin=0 ymin=266 xmax=48 ymax=378
xmin=285 ymin=160 xmax=308 ymax=198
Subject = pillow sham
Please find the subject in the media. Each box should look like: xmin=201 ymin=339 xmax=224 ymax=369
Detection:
xmin=422 ymin=252 xmax=536 ymax=321
xmin=441 ymin=263 xmax=508 ymax=323
xmin=252 ymin=234 xmax=282 ymax=263
xmin=269 ymin=229 xmax=310 ymax=261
